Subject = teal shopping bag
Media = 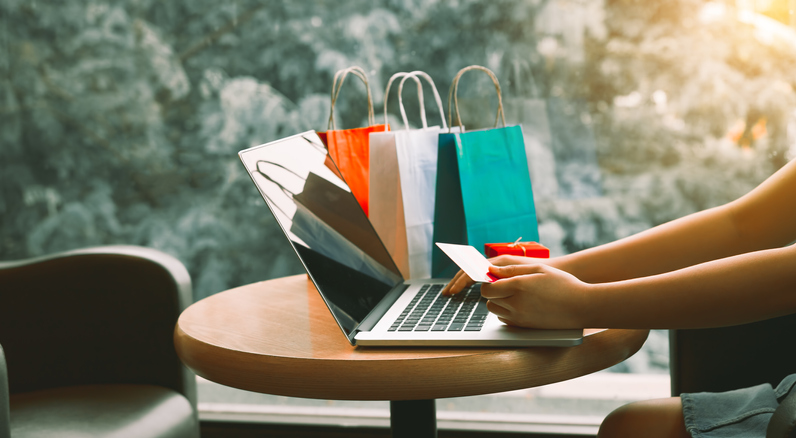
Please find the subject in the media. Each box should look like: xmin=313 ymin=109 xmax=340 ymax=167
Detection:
xmin=432 ymin=66 xmax=539 ymax=277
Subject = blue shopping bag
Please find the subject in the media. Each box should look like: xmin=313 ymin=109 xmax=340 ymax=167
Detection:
xmin=432 ymin=66 xmax=539 ymax=277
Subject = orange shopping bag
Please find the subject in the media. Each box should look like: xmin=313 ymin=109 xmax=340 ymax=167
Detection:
xmin=319 ymin=67 xmax=388 ymax=216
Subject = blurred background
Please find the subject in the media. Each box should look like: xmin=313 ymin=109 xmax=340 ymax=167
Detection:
xmin=2 ymin=0 xmax=796 ymax=430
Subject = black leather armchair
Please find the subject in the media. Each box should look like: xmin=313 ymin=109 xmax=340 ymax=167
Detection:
xmin=670 ymin=313 xmax=796 ymax=438
xmin=0 ymin=246 xmax=199 ymax=438
xmin=1 ymin=345 xmax=9 ymax=438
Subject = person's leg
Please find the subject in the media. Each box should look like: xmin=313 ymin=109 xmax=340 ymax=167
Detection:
xmin=597 ymin=397 xmax=691 ymax=438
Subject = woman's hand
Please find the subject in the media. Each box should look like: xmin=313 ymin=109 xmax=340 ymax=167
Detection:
xmin=480 ymin=263 xmax=592 ymax=329
xmin=440 ymin=254 xmax=542 ymax=296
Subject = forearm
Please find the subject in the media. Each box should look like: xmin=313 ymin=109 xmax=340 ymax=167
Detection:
xmin=550 ymin=159 xmax=796 ymax=284
xmin=548 ymin=205 xmax=745 ymax=283
xmin=581 ymin=244 xmax=796 ymax=329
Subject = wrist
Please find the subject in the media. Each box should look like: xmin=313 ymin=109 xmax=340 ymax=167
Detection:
xmin=546 ymin=254 xmax=575 ymax=274
xmin=577 ymin=282 xmax=605 ymax=329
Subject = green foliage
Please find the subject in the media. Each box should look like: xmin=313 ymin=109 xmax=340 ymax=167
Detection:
xmin=2 ymin=0 xmax=795 ymax=301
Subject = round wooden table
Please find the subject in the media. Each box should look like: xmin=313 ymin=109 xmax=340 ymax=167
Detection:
xmin=174 ymin=274 xmax=649 ymax=437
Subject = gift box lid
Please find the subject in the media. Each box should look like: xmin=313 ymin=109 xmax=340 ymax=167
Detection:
xmin=484 ymin=240 xmax=549 ymax=258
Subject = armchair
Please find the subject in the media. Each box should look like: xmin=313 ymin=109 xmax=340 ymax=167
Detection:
xmin=670 ymin=313 xmax=796 ymax=438
xmin=1 ymin=345 xmax=8 ymax=438
xmin=0 ymin=245 xmax=199 ymax=438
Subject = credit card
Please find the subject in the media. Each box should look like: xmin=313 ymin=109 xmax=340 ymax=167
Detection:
xmin=435 ymin=243 xmax=497 ymax=283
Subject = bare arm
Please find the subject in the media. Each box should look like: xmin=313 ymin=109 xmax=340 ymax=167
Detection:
xmin=483 ymin=243 xmax=796 ymax=329
xmin=547 ymin=206 xmax=741 ymax=284
xmin=480 ymin=158 xmax=796 ymax=329
xmin=581 ymin=244 xmax=796 ymax=328
xmin=444 ymin=159 xmax=796 ymax=295
xmin=550 ymin=158 xmax=796 ymax=283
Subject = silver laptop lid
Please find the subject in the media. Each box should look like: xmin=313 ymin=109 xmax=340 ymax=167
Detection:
xmin=239 ymin=131 xmax=404 ymax=343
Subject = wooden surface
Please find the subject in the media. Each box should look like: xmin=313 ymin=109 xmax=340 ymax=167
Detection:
xmin=174 ymin=275 xmax=649 ymax=401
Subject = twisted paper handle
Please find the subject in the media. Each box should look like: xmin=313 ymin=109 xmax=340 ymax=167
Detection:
xmin=328 ymin=66 xmax=375 ymax=130
xmin=397 ymin=71 xmax=448 ymax=131
xmin=383 ymin=72 xmax=426 ymax=129
xmin=446 ymin=65 xmax=506 ymax=133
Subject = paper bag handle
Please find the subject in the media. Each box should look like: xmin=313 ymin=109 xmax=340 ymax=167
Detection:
xmin=384 ymin=72 xmax=427 ymax=129
xmin=328 ymin=66 xmax=376 ymax=130
xmin=508 ymin=58 xmax=540 ymax=98
xmin=447 ymin=65 xmax=506 ymax=132
xmin=398 ymin=71 xmax=448 ymax=131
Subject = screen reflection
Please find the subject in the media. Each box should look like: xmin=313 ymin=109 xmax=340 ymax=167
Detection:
xmin=240 ymin=131 xmax=403 ymax=338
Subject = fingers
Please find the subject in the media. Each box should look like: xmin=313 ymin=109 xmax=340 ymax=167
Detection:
xmin=487 ymin=300 xmax=518 ymax=327
xmin=490 ymin=254 xmax=538 ymax=267
xmin=441 ymin=260 xmax=547 ymax=296
xmin=488 ymin=263 xmax=546 ymax=279
xmin=479 ymin=264 xmax=546 ymax=300
xmin=497 ymin=316 xmax=516 ymax=326
xmin=479 ymin=282 xmax=514 ymax=299
xmin=441 ymin=269 xmax=475 ymax=295
xmin=486 ymin=299 xmax=510 ymax=315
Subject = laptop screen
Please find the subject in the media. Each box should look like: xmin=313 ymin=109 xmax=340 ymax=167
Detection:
xmin=239 ymin=131 xmax=404 ymax=340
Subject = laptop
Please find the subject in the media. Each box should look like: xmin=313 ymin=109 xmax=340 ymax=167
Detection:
xmin=238 ymin=130 xmax=583 ymax=347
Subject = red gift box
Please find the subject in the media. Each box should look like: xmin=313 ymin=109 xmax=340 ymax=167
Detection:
xmin=484 ymin=240 xmax=549 ymax=258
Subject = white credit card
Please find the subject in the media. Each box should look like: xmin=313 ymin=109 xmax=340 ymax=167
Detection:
xmin=435 ymin=243 xmax=497 ymax=283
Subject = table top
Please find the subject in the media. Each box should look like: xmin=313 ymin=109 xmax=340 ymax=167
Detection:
xmin=174 ymin=274 xmax=649 ymax=401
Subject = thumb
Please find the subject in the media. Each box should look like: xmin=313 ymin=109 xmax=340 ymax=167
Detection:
xmin=488 ymin=264 xmax=545 ymax=279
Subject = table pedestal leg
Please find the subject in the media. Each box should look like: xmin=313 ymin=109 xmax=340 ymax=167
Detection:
xmin=390 ymin=399 xmax=437 ymax=438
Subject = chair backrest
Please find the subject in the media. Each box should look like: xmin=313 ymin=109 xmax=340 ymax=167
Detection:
xmin=0 ymin=344 xmax=9 ymax=438
xmin=0 ymin=246 xmax=196 ymax=406
xmin=670 ymin=312 xmax=796 ymax=396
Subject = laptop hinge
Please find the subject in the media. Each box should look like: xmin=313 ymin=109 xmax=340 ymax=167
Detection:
xmin=352 ymin=283 xmax=407 ymax=338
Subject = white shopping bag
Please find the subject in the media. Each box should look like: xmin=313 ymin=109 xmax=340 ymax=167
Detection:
xmin=369 ymin=72 xmax=425 ymax=279
xmin=370 ymin=71 xmax=457 ymax=279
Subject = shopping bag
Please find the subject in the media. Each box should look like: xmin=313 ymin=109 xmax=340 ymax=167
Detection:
xmin=431 ymin=65 xmax=540 ymax=277
xmin=368 ymin=72 xmax=425 ymax=279
xmin=545 ymin=97 xmax=603 ymax=199
xmin=370 ymin=71 xmax=454 ymax=279
xmin=503 ymin=59 xmax=559 ymax=200
xmin=319 ymin=66 xmax=389 ymax=216
xmin=501 ymin=59 xmax=602 ymax=199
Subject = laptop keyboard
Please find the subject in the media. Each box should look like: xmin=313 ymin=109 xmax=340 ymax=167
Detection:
xmin=388 ymin=284 xmax=488 ymax=332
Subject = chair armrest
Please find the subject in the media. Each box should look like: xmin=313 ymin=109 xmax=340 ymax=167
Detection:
xmin=0 ymin=245 xmax=196 ymax=407
xmin=670 ymin=313 xmax=796 ymax=395
xmin=768 ymin=388 xmax=796 ymax=438
xmin=0 ymin=344 xmax=10 ymax=438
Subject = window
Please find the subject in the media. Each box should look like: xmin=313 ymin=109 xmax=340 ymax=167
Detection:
xmin=3 ymin=0 xmax=794 ymax=433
